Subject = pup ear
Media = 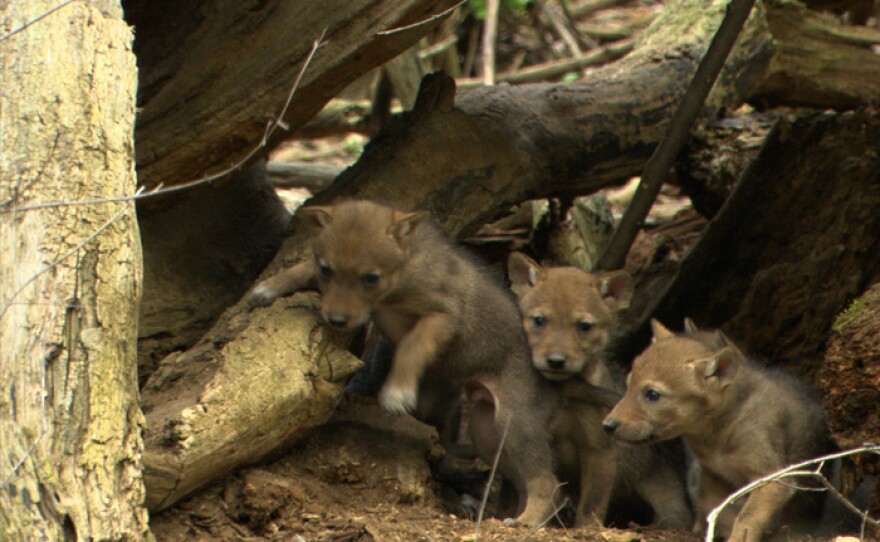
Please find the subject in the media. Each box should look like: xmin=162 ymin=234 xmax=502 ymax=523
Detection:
xmin=388 ymin=209 xmax=429 ymax=243
xmin=710 ymin=329 xmax=732 ymax=350
xmin=683 ymin=317 xmax=699 ymax=335
xmin=297 ymin=206 xmax=333 ymax=231
xmin=507 ymin=252 xmax=544 ymax=295
xmin=696 ymin=346 xmax=741 ymax=380
xmin=600 ymin=270 xmax=634 ymax=311
xmin=650 ymin=319 xmax=675 ymax=342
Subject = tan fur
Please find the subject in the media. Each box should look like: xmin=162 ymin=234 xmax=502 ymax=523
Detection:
xmin=508 ymin=253 xmax=691 ymax=529
xmin=249 ymin=200 xmax=562 ymax=527
xmin=603 ymin=319 xmax=830 ymax=541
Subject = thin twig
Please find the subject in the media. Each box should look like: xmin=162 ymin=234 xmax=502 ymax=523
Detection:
xmin=597 ymin=0 xmax=757 ymax=271
xmin=4 ymin=30 xmax=326 ymax=215
xmin=0 ymin=0 xmax=75 ymax=44
xmin=0 ymin=432 xmax=47 ymax=490
xmin=705 ymin=444 xmax=880 ymax=542
xmin=475 ymin=415 xmax=511 ymax=536
xmin=377 ymin=0 xmax=466 ymax=36
xmin=0 ymin=189 xmax=139 ymax=321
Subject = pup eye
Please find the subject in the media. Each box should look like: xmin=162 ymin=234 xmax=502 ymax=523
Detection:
xmin=361 ymin=272 xmax=380 ymax=287
xmin=532 ymin=315 xmax=547 ymax=328
xmin=319 ymin=264 xmax=333 ymax=278
xmin=576 ymin=321 xmax=593 ymax=333
xmin=644 ymin=389 xmax=662 ymax=402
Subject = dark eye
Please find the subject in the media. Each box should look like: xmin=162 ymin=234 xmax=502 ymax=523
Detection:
xmin=576 ymin=321 xmax=593 ymax=333
xmin=318 ymin=263 xmax=333 ymax=279
xmin=361 ymin=272 xmax=380 ymax=288
xmin=532 ymin=315 xmax=547 ymax=328
xmin=644 ymin=389 xmax=661 ymax=402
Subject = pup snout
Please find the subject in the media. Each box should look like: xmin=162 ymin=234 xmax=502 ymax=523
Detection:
xmin=546 ymin=353 xmax=566 ymax=370
xmin=602 ymin=418 xmax=620 ymax=434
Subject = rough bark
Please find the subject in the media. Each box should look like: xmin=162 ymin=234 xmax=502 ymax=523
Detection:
xmin=750 ymin=0 xmax=880 ymax=109
xmin=0 ymin=2 xmax=148 ymax=540
xmin=676 ymin=111 xmax=777 ymax=218
xmin=819 ymin=282 xmax=880 ymax=527
xmin=123 ymin=0 xmax=461 ymax=191
xmin=139 ymin=0 xmax=880 ymax=512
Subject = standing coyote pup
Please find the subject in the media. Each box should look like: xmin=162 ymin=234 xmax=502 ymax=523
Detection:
xmin=603 ymin=319 xmax=830 ymax=541
xmin=249 ymin=199 xmax=561 ymax=527
xmin=507 ymin=252 xmax=691 ymax=529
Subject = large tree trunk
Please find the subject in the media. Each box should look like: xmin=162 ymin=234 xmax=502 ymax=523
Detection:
xmin=0 ymin=2 xmax=148 ymax=540
xmin=139 ymin=0 xmax=880 ymax=511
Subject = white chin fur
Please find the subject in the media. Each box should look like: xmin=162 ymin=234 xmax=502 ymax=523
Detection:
xmin=540 ymin=371 xmax=572 ymax=382
xmin=379 ymin=385 xmax=417 ymax=414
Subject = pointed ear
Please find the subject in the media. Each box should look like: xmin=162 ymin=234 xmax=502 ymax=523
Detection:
xmin=600 ymin=270 xmax=633 ymax=311
xmin=683 ymin=317 xmax=699 ymax=335
xmin=650 ymin=319 xmax=675 ymax=342
xmin=710 ymin=330 xmax=730 ymax=350
xmin=507 ymin=252 xmax=543 ymax=295
xmin=387 ymin=210 xmax=429 ymax=243
xmin=696 ymin=346 xmax=741 ymax=379
xmin=298 ymin=206 xmax=333 ymax=232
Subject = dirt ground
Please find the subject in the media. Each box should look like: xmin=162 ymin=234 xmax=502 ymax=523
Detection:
xmin=148 ymin=396 xmax=699 ymax=542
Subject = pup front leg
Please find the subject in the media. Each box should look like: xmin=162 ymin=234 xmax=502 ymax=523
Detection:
xmin=575 ymin=447 xmax=617 ymax=527
xmin=248 ymin=261 xmax=315 ymax=307
xmin=695 ymin=468 xmax=737 ymax=537
xmin=728 ymin=482 xmax=796 ymax=542
xmin=379 ymin=312 xmax=454 ymax=414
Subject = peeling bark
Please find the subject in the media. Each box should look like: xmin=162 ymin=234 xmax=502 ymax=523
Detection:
xmin=0 ymin=2 xmax=148 ymax=539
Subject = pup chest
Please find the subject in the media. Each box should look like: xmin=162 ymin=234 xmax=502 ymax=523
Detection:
xmin=694 ymin=447 xmax=754 ymax=490
xmin=552 ymin=403 xmax=612 ymax=451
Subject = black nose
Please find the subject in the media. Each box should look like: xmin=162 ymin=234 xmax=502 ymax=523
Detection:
xmin=326 ymin=314 xmax=349 ymax=328
xmin=602 ymin=419 xmax=619 ymax=434
xmin=546 ymin=354 xmax=566 ymax=370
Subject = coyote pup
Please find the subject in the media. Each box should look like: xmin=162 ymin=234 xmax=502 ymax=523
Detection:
xmin=508 ymin=252 xmax=691 ymax=529
xmin=249 ymin=200 xmax=561 ymax=527
xmin=603 ymin=319 xmax=830 ymax=541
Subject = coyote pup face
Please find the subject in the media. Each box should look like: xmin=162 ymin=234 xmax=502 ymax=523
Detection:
xmin=301 ymin=201 xmax=427 ymax=331
xmin=508 ymin=252 xmax=633 ymax=382
xmin=603 ymin=319 xmax=741 ymax=444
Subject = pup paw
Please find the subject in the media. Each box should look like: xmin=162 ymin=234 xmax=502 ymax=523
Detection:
xmin=378 ymin=384 xmax=417 ymax=414
xmin=247 ymin=282 xmax=279 ymax=309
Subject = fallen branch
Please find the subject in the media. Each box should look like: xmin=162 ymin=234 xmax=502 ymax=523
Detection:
xmin=267 ymin=161 xmax=343 ymax=191
xmin=481 ymin=0 xmax=500 ymax=85
xmin=456 ymin=39 xmax=633 ymax=89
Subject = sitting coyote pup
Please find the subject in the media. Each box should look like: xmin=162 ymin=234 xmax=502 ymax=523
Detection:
xmin=249 ymin=200 xmax=561 ymax=527
xmin=507 ymin=252 xmax=691 ymax=529
xmin=603 ymin=319 xmax=830 ymax=541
